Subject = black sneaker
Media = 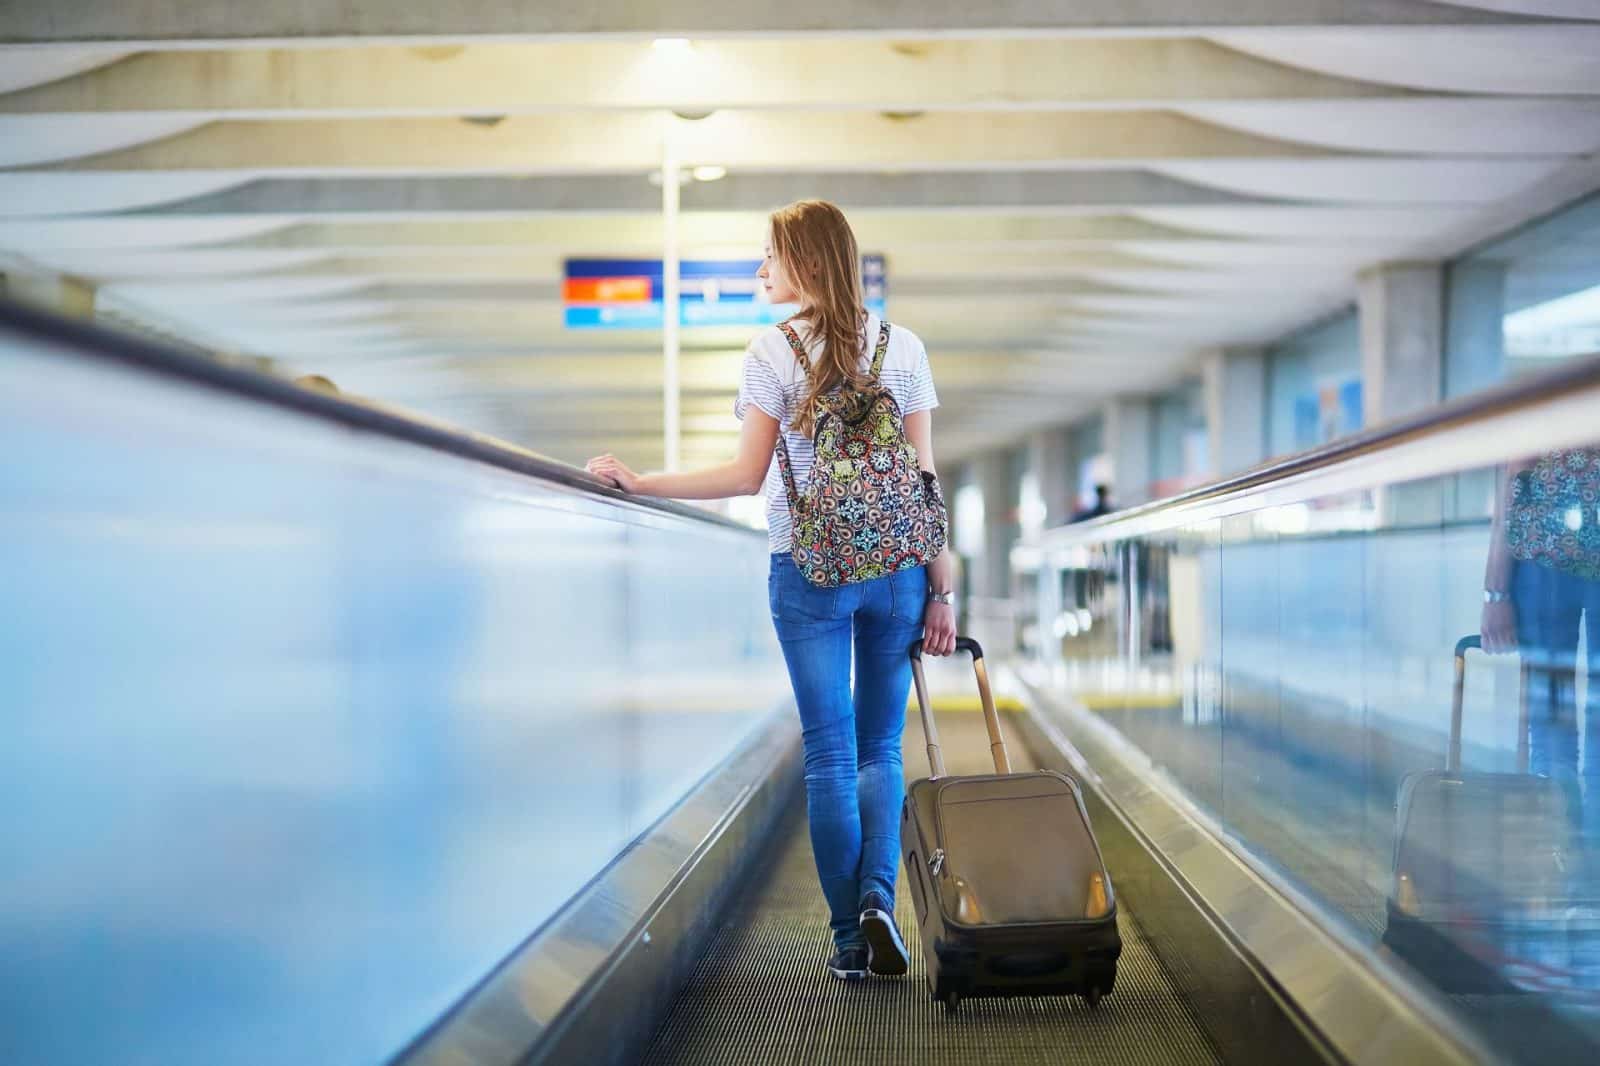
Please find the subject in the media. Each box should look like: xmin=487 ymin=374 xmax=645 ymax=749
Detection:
xmin=826 ymin=947 xmax=868 ymax=981
xmin=859 ymin=891 xmax=909 ymax=976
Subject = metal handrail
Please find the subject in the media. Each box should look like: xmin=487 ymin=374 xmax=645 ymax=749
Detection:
xmin=1043 ymin=349 xmax=1600 ymax=549
xmin=0 ymin=296 xmax=761 ymax=536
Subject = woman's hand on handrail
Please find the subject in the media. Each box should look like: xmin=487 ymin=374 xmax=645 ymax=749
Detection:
xmin=585 ymin=453 xmax=640 ymax=493
xmin=585 ymin=411 xmax=779 ymax=500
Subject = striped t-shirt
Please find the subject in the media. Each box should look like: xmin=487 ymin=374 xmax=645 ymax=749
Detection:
xmin=735 ymin=313 xmax=940 ymax=553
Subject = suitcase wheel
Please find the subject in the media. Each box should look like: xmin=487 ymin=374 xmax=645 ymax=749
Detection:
xmin=941 ymin=989 xmax=961 ymax=1014
xmin=1085 ymin=987 xmax=1102 ymax=1010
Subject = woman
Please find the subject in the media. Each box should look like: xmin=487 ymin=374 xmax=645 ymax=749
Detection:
xmin=1482 ymin=449 xmax=1600 ymax=756
xmin=587 ymin=200 xmax=958 ymax=982
xmin=1482 ymin=447 xmax=1600 ymax=885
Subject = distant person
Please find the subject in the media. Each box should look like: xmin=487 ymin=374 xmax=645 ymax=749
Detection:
xmin=585 ymin=200 xmax=955 ymax=983
xmin=1071 ymin=483 xmax=1113 ymax=523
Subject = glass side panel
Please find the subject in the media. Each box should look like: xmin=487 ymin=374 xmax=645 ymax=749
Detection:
xmin=1036 ymin=433 xmax=1600 ymax=1062
xmin=0 ymin=337 xmax=785 ymax=1066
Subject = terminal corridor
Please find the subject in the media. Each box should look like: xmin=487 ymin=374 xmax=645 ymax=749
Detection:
xmin=4 ymin=3 xmax=1600 ymax=1064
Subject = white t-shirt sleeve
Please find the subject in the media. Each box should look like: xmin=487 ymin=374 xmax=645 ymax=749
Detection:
xmin=734 ymin=346 xmax=784 ymax=422
xmin=903 ymin=339 xmax=940 ymax=414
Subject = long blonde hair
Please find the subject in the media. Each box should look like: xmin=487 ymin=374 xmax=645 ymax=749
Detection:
xmin=769 ymin=200 xmax=871 ymax=438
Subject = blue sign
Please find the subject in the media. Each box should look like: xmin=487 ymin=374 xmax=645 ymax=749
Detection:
xmin=1293 ymin=377 xmax=1364 ymax=450
xmin=563 ymin=255 xmax=887 ymax=330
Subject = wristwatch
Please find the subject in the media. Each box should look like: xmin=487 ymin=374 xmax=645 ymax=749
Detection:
xmin=929 ymin=590 xmax=954 ymax=606
xmin=1484 ymin=588 xmax=1510 ymax=604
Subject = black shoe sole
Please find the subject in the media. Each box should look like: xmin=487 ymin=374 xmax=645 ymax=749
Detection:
xmin=860 ymin=908 xmax=909 ymax=976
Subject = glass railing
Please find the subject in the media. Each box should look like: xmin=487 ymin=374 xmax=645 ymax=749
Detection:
xmin=1021 ymin=354 xmax=1600 ymax=1064
xmin=0 ymin=301 xmax=786 ymax=1066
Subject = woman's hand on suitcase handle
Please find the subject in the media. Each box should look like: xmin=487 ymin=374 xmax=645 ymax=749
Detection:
xmin=1481 ymin=601 xmax=1517 ymax=654
xmin=923 ymin=600 xmax=957 ymax=656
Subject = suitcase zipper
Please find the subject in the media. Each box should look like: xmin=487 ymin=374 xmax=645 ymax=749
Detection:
xmin=929 ymin=848 xmax=945 ymax=877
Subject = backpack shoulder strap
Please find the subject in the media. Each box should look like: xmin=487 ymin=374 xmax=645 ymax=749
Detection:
xmin=773 ymin=434 xmax=804 ymax=517
xmin=771 ymin=321 xmax=808 ymax=516
xmin=776 ymin=320 xmax=813 ymax=384
xmin=868 ymin=320 xmax=891 ymax=380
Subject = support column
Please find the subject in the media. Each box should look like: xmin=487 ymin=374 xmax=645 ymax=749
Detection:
xmin=1359 ymin=262 xmax=1443 ymax=424
xmin=661 ymin=121 xmax=682 ymax=473
xmin=964 ymin=450 xmax=1019 ymax=653
xmin=1023 ymin=426 xmax=1073 ymax=661
xmin=1026 ymin=426 xmax=1074 ymax=531
xmin=1444 ymin=260 xmax=1507 ymax=400
xmin=1359 ymin=262 xmax=1445 ymax=524
xmin=1103 ymin=396 xmax=1154 ymax=508
xmin=971 ymin=451 xmax=1013 ymax=602
xmin=1443 ymin=260 xmax=1509 ymax=519
xmin=1202 ymin=345 xmax=1266 ymax=477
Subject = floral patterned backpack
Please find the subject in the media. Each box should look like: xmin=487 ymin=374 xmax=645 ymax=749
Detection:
xmin=774 ymin=319 xmax=949 ymax=589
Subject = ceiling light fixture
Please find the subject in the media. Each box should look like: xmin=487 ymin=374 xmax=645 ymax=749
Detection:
xmin=652 ymin=38 xmax=693 ymax=52
xmin=691 ymin=165 xmax=727 ymax=183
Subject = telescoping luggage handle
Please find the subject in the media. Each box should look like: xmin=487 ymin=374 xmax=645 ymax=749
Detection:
xmin=1450 ymin=634 xmax=1529 ymax=774
xmin=909 ymin=636 xmax=1013 ymax=779
xmin=1449 ymin=635 xmax=1477 ymax=773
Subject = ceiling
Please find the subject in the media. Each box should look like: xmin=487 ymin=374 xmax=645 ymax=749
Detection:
xmin=2 ymin=0 xmax=1599 ymax=470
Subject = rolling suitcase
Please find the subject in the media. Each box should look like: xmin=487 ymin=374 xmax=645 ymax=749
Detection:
xmin=901 ymin=636 xmax=1121 ymax=1013
xmin=1383 ymin=635 xmax=1576 ymax=991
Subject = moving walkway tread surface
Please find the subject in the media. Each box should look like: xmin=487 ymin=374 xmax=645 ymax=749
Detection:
xmin=642 ymin=711 xmax=1223 ymax=1066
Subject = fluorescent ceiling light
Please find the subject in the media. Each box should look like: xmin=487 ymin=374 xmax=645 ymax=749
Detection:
xmin=692 ymin=165 xmax=727 ymax=182
xmin=652 ymin=38 xmax=692 ymax=52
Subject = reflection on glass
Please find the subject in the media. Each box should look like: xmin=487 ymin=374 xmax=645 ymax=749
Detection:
xmin=1447 ymin=191 xmax=1600 ymax=397
xmin=1507 ymin=286 xmax=1600 ymax=363
xmin=1033 ymin=431 xmax=1600 ymax=1062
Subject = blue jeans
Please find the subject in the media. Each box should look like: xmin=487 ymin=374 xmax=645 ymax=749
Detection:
xmin=1514 ymin=560 xmax=1600 ymax=891
xmin=1514 ymin=560 xmax=1600 ymax=778
xmin=769 ymin=552 xmax=926 ymax=951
